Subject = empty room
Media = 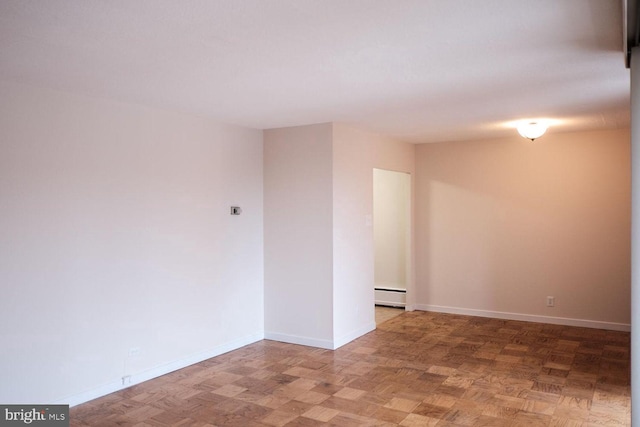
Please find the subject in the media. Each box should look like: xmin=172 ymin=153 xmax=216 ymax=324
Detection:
xmin=0 ymin=1 xmax=636 ymax=426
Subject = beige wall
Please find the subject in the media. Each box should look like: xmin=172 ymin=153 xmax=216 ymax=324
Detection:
xmin=415 ymin=129 xmax=631 ymax=328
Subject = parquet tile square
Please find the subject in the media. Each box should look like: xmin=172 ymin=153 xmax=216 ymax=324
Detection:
xmin=321 ymin=396 xmax=379 ymax=417
xmin=211 ymin=384 xmax=247 ymax=397
xmin=294 ymin=390 xmax=332 ymax=405
xmin=398 ymin=413 xmax=439 ymax=426
xmin=301 ymin=406 xmax=341 ymax=422
xmin=513 ymin=410 xmax=552 ymax=426
xmin=371 ymin=406 xmax=409 ymax=424
xmin=69 ymin=310 xmax=630 ymax=426
xmin=332 ymin=387 xmax=367 ymax=401
xmin=412 ymin=402 xmax=449 ymax=418
xmin=382 ymin=397 xmax=420 ymax=413
xmin=474 ymin=414 xmax=515 ymax=426
xmin=261 ymin=410 xmax=298 ymax=427
xmin=255 ymin=394 xmax=291 ymax=409
xmin=328 ymin=412 xmax=393 ymax=427
xmin=276 ymin=399 xmax=314 ymax=415
xmin=522 ymin=398 xmax=556 ymax=416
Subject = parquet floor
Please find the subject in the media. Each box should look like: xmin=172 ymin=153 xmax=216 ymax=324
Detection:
xmin=374 ymin=306 xmax=404 ymax=325
xmin=70 ymin=311 xmax=630 ymax=426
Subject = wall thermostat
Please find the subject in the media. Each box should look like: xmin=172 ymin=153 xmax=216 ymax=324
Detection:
xmin=230 ymin=206 xmax=242 ymax=215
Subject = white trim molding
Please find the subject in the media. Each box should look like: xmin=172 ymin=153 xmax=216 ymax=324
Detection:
xmin=264 ymin=331 xmax=334 ymax=350
xmin=333 ymin=322 xmax=376 ymax=350
xmin=415 ymin=304 xmax=630 ymax=332
xmin=58 ymin=332 xmax=264 ymax=407
xmin=265 ymin=323 xmax=376 ymax=351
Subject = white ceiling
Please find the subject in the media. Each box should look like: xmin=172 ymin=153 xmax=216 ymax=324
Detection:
xmin=0 ymin=0 xmax=630 ymax=143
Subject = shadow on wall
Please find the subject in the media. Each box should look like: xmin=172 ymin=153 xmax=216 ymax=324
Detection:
xmin=415 ymin=130 xmax=630 ymax=325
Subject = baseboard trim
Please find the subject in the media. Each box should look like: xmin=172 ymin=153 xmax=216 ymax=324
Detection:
xmin=415 ymin=304 xmax=630 ymax=332
xmin=264 ymin=331 xmax=334 ymax=350
xmin=333 ymin=322 xmax=376 ymax=349
xmin=58 ymin=331 xmax=264 ymax=407
xmin=374 ymin=300 xmax=406 ymax=308
xmin=374 ymin=286 xmax=407 ymax=292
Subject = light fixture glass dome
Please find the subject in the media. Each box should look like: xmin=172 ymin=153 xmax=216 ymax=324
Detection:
xmin=517 ymin=121 xmax=548 ymax=141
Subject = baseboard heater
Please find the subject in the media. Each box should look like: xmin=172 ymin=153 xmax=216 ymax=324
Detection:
xmin=374 ymin=287 xmax=406 ymax=308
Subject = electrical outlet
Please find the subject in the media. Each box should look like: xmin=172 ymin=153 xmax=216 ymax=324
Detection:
xmin=122 ymin=375 xmax=131 ymax=385
xmin=546 ymin=296 xmax=555 ymax=307
xmin=128 ymin=347 xmax=140 ymax=357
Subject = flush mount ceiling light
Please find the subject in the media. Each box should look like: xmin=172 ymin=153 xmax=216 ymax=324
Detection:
xmin=516 ymin=121 xmax=548 ymax=141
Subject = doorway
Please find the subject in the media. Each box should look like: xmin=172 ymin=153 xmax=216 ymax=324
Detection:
xmin=373 ymin=169 xmax=411 ymax=310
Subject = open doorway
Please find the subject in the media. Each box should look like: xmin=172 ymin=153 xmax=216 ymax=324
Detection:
xmin=373 ymin=168 xmax=411 ymax=321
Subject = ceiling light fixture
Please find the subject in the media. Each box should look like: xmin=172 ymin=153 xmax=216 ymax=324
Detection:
xmin=516 ymin=121 xmax=548 ymax=141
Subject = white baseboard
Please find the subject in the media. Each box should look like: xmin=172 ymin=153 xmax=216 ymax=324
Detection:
xmin=58 ymin=332 xmax=264 ymax=407
xmin=333 ymin=322 xmax=376 ymax=349
xmin=264 ymin=331 xmax=334 ymax=350
xmin=375 ymin=288 xmax=406 ymax=307
xmin=375 ymin=300 xmax=406 ymax=307
xmin=266 ymin=322 xmax=376 ymax=351
xmin=415 ymin=304 xmax=630 ymax=332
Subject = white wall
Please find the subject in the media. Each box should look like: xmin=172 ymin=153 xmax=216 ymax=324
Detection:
xmin=331 ymin=124 xmax=376 ymax=347
xmin=264 ymin=123 xmax=413 ymax=349
xmin=373 ymin=169 xmax=410 ymax=290
xmin=332 ymin=124 xmax=415 ymax=344
xmin=263 ymin=124 xmax=334 ymax=348
xmin=415 ymin=129 xmax=631 ymax=329
xmin=0 ymin=81 xmax=264 ymax=405
xmin=372 ymin=135 xmax=416 ymax=309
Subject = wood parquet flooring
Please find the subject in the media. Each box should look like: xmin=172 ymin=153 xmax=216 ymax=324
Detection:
xmin=70 ymin=311 xmax=630 ymax=426
xmin=375 ymin=306 xmax=404 ymax=325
